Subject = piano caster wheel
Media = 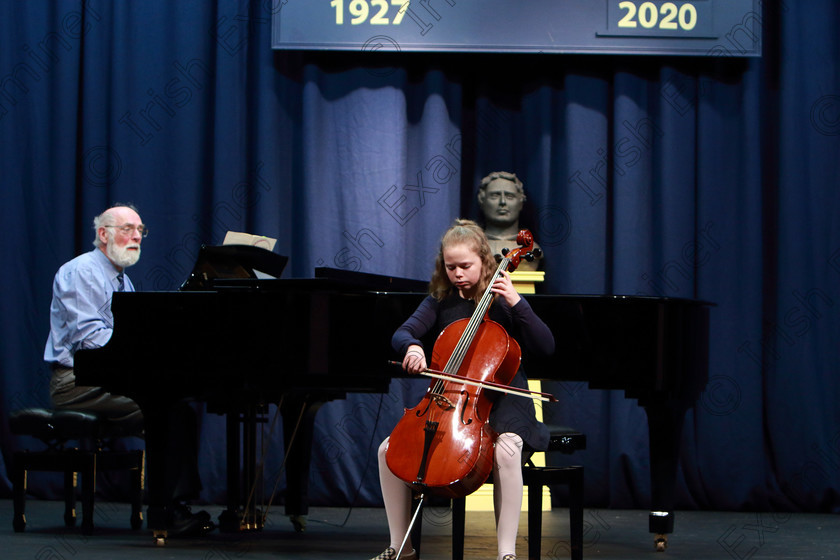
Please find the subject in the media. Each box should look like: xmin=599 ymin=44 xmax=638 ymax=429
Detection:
xmin=153 ymin=531 xmax=168 ymax=546
xmin=654 ymin=534 xmax=668 ymax=552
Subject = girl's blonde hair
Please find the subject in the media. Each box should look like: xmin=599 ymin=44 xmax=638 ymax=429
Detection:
xmin=429 ymin=219 xmax=498 ymax=301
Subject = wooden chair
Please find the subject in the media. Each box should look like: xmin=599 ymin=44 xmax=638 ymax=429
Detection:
xmin=9 ymin=408 xmax=144 ymax=535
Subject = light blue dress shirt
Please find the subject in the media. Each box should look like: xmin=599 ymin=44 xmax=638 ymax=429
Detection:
xmin=44 ymin=248 xmax=135 ymax=368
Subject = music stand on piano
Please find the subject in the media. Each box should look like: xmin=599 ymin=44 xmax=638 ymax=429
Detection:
xmin=180 ymin=244 xmax=288 ymax=291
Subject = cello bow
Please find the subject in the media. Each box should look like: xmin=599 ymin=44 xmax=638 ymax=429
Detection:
xmin=387 ymin=361 xmax=557 ymax=402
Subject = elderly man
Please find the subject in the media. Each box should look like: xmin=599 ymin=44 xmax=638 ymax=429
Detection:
xmin=44 ymin=204 xmax=213 ymax=537
xmin=45 ymin=205 xmax=145 ymax=426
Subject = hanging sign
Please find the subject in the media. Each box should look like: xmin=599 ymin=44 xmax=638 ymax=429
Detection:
xmin=271 ymin=1 xmax=762 ymax=57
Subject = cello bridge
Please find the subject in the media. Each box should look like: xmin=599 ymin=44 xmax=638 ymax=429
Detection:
xmin=431 ymin=394 xmax=454 ymax=409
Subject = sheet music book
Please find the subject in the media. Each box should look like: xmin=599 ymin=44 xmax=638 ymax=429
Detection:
xmin=223 ymin=231 xmax=277 ymax=251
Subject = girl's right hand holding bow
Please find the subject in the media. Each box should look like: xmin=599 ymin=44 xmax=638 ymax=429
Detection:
xmin=402 ymin=344 xmax=427 ymax=375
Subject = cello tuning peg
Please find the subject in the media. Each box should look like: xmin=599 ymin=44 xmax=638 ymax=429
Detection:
xmin=523 ymin=248 xmax=543 ymax=262
xmin=501 ymin=248 xmax=510 ymax=256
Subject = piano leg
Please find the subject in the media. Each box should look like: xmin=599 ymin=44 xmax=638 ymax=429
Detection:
xmin=142 ymin=403 xmax=170 ymax=542
xmin=219 ymin=409 xmax=241 ymax=532
xmin=141 ymin=400 xmax=204 ymax=544
xmin=218 ymin=405 xmax=264 ymax=532
xmin=241 ymin=405 xmax=264 ymax=530
xmin=644 ymin=399 xmax=689 ymax=552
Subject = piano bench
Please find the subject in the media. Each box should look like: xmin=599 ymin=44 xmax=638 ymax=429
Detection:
xmin=413 ymin=426 xmax=586 ymax=560
xmin=9 ymin=408 xmax=145 ymax=535
xmin=521 ymin=425 xmax=585 ymax=560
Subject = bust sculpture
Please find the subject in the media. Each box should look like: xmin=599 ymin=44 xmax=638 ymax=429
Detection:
xmin=476 ymin=171 xmax=542 ymax=271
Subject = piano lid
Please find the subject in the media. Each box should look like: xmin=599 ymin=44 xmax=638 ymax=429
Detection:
xmin=180 ymin=244 xmax=289 ymax=291
xmin=314 ymin=267 xmax=429 ymax=292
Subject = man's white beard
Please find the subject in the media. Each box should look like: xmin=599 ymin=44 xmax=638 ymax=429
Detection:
xmin=107 ymin=243 xmax=141 ymax=268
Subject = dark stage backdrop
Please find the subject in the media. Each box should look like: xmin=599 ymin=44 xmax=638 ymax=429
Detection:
xmin=1 ymin=0 xmax=839 ymax=517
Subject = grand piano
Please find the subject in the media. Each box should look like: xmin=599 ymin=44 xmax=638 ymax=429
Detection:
xmin=75 ymin=253 xmax=711 ymax=548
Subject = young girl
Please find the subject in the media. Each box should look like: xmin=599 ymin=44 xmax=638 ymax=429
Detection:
xmin=370 ymin=219 xmax=555 ymax=560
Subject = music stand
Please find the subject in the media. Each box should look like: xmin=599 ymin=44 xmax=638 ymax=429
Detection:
xmin=180 ymin=245 xmax=289 ymax=291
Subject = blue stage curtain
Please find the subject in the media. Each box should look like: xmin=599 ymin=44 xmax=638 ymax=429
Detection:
xmin=1 ymin=0 xmax=838 ymax=515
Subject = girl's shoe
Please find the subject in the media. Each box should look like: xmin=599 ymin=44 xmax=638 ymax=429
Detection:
xmin=369 ymin=547 xmax=417 ymax=560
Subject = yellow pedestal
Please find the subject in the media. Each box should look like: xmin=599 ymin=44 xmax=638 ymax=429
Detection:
xmin=509 ymin=270 xmax=545 ymax=294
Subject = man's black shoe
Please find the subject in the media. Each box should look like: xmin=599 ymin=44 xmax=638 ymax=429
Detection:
xmin=166 ymin=504 xmax=215 ymax=538
xmin=173 ymin=503 xmax=212 ymax=523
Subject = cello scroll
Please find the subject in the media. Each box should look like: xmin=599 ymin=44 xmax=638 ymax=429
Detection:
xmin=500 ymin=229 xmax=542 ymax=270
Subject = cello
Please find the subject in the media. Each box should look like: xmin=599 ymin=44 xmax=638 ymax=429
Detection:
xmin=385 ymin=230 xmax=542 ymax=502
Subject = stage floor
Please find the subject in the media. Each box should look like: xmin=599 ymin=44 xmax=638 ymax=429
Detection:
xmin=1 ymin=499 xmax=837 ymax=559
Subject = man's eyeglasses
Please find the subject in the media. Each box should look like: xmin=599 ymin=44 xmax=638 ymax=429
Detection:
xmin=104 ymin=224 xmax=149 ymax=237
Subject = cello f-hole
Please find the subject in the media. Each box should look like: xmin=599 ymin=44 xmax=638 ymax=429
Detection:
xmin=415 ymin=397 xmax=433 ymax=418
xmin=459 ymin=391 xmax=473 ymax=426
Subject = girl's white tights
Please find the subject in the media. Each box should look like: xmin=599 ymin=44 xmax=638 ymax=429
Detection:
xmin=378 ymin=432 xmax=525 ymax=560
